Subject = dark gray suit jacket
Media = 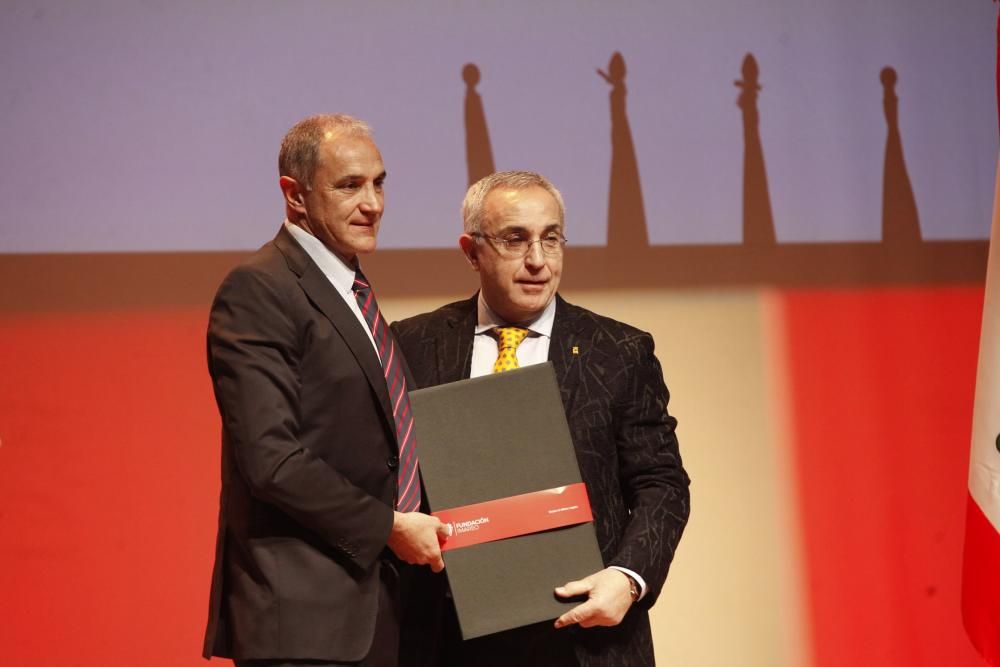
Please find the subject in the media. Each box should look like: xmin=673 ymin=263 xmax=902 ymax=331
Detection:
xmin=392 ymin=294 xmax=690 ymax=667
xmin=203 ymin=226 xmax=404 ymax=661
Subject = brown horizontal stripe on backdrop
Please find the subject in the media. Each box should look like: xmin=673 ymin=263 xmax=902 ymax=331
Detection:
xmin=0 ymin=240 xmax=987 ymax=313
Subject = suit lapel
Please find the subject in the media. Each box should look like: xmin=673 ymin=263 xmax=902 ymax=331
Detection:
xmin=437 ymin=295 xmax=477 ymax=383
xmin=549 ymin=295 xmax=583 ymax=415
xmin=273 ymin=228 xmax=396 ymax=434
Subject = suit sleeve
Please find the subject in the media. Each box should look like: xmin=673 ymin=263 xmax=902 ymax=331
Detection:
xmin=208 ymin=265 xmax=394 ymax=571
xmin=610 ymin=331 xmax=690 ymax=606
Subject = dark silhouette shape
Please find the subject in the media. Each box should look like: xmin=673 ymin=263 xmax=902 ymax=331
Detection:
xmin=880 ymin=67 xmax=922 ymax=245
xmin=463 ymin=63 xmax=495 ymax=187
xmin=736 ymin=54 xmax=777 ymax=246
xmin=4 ymin=66 xmax=986 ymax=313
xmin=598 ymin=52 xmax=649 ymax=251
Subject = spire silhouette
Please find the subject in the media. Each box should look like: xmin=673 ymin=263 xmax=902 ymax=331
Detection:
xmin=880 ymin=67 xmax=921 ymax=245
xmin=463 ymin=63 xmax=495 ymax=187
xmin=736 ymin=53 xmax=776 ymax=246
xmin=599 ymin=52 xmax=648 ymax=250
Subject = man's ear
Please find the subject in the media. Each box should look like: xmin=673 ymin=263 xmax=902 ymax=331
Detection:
xmin=458 ymin=234 xmax=480 ymax=270
xmin=279 ymin=176 xmax=306 ymax=215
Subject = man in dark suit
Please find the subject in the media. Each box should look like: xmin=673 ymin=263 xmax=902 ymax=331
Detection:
xmin=203 ymin=114 xmax=449 ymax=667
xmin=392 ymin=171 xmax=690 ymax=667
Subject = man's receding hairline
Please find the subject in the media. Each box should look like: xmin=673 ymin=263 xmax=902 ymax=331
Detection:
xmin=482 ymin=186 xmax=563 ymax=225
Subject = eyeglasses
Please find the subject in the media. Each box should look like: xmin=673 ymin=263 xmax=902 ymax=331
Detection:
xmin=471 ymin=232 xmax=568 ymax=259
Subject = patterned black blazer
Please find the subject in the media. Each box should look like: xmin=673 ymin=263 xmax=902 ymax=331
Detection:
xmin=391 ymin=294 xmax=690 ymax=667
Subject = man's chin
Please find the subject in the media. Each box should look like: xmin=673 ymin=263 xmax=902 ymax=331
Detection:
xmin=510 ymin=294 xmax=553 ymax=320
xmin=350 ymin=237 xmax=378 ymax=255
xmin=327 ymin=239 xmax=376 ymax=263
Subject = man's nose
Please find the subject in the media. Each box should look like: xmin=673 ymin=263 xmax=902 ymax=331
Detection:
xmin=359 ymin=185 xmax=383 ymax=215
xmin=524 ymin=240 xmax=545 ymax=268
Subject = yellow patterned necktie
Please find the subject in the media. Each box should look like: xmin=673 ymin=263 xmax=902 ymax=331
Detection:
xmin=493 ymin=327 xmax=530 ymax=373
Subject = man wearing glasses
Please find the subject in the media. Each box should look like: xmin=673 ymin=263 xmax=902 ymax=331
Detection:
xmin=391 ymin=171 xmax=690 ymax=666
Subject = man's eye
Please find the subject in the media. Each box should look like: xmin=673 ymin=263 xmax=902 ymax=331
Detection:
xmin=503 ymin=237 xmax=527 ymax=248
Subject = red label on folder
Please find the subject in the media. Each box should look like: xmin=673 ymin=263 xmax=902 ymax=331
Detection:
xmin=433 ymin=483 xmax=593 ymax=551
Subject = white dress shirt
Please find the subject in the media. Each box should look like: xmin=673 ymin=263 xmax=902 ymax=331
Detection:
xmin=469 ymin=292 xmax=648 ymax=600
xmin=284 ymin=221 xmax=380 ymax=359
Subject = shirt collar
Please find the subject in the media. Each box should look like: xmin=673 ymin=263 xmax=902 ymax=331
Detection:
xmin=284 ymin=220 xmax=358 ymax=296
xmin=475 ymin=292 xmax=556 ymax=338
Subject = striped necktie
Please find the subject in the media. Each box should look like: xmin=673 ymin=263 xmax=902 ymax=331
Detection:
xmin=352 ymin=268 xmax=420 ymax=512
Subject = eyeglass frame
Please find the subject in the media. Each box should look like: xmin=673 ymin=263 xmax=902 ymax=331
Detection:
xmin=469 ymin=231 xmax=568 ymax=258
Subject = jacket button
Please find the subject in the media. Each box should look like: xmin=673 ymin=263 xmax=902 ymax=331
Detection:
xmin=387 ymin=456 xmax=399 ymax=470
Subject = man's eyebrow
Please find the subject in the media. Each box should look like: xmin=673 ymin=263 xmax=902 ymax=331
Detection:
xmin=494 ymin=225 xmax=527 ymax=235
xmin=338 ymin=170 xmax=387 ymax=182
xmin=494 ymin=224 xmax=562 ymax=234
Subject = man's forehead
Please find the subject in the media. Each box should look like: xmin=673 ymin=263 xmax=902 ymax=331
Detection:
xmin=319 ymin=135 xmax=384 ymax=172
xmin=484 ymin=187 xmax=561 ymax=228
xmin=323 ymin=133 xmax=379 ymax=156
xmin=487 ymin=185 xmax=553 ymax=205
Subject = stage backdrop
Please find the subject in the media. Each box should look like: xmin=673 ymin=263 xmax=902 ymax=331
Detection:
xmin=0 ymin=1 xmax=996 ymax=665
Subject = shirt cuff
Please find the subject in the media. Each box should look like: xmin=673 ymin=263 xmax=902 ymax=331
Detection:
xmin=609 ymin=565 xmax=647 ymax=601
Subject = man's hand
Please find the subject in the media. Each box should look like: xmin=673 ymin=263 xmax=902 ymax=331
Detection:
xmin=553 ymin=568 xmax=634 ymax=629
xmin=386 ymin=511 xmax=450 ymax=573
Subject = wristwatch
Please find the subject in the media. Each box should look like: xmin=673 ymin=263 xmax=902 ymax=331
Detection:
xmin=625 ymin=574 xmax=640 ymax=603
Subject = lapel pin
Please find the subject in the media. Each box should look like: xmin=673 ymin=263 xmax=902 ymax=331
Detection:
xmin=571 ymin=346 xmax=579 ymax=355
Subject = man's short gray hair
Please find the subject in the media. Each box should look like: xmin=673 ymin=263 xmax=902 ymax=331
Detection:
xmin=461 ymin=171 xmax=566 ymax=235
xmin=278 ymin=114 xmax=373 ymax=190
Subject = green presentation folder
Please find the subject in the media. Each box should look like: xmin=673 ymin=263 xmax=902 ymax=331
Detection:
xmin=408 ymin=363 xmax=605 ymax=639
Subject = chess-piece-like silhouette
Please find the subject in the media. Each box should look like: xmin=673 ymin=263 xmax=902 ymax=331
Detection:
xmin=598 ymin=52 xmax=649 ymax=250
xmin=880 ymin=67 xmax=921 ymax=245
xmin=463 ymin=63 xmax=496 ymax=187
xmin=735 ymin=53 xmax=777 ymax=246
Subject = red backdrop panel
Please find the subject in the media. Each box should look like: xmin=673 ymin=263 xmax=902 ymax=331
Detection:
xmin=0 ymin=309 xmax=222 ymax=666
xmin=781 ymin=287 xmax=986 ymax=667
xmin=1 ymin=286 xmax=992 ymax=666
